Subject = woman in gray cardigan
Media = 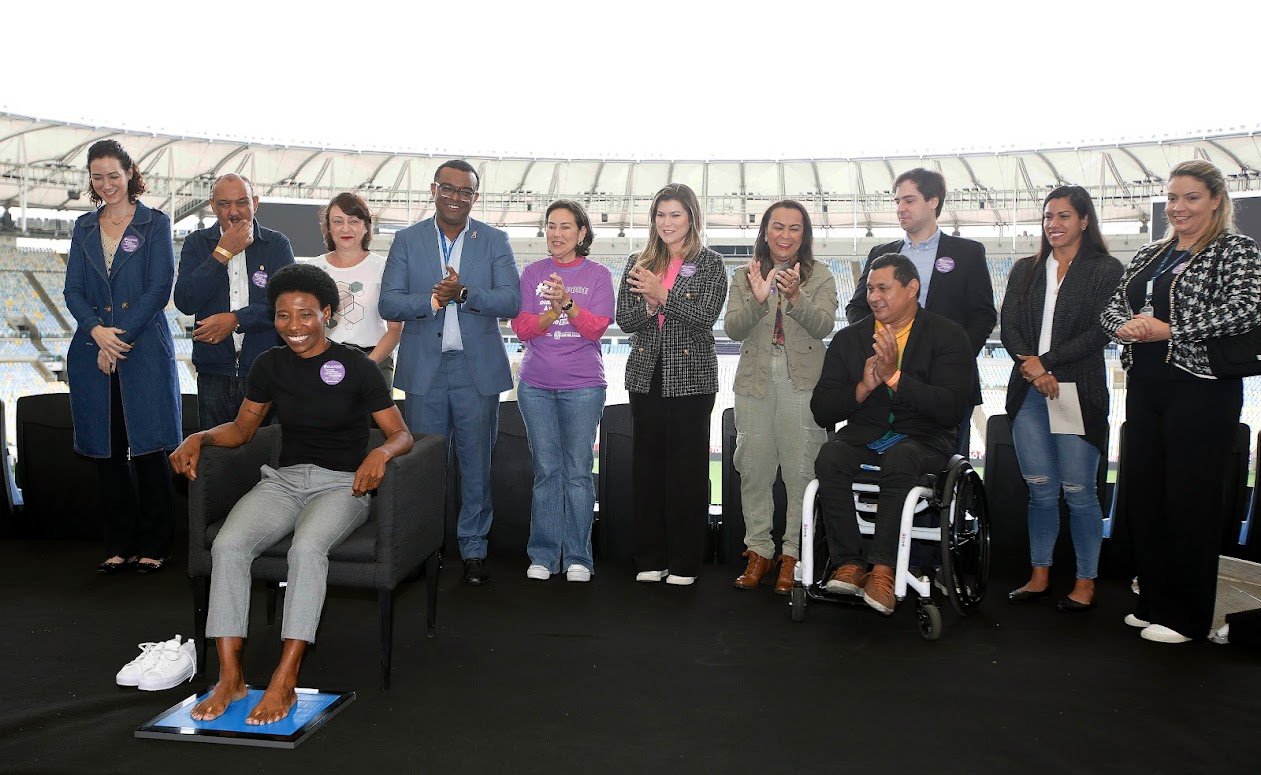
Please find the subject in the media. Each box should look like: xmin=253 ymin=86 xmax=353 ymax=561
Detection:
xmin=1001 ymin=186 xmax=1122 ymax=612
xmin=725 ymin=200 xmax=837 ymax=593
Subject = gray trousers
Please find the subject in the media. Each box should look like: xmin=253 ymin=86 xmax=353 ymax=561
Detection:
xmin=733 ymin=350 xmax=827 ymax=559
xmin=206 ymin=464 xmax=370 ymax=643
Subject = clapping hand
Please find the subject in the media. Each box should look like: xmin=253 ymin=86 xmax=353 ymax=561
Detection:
xmin=746 ymin=259 xmax=773 ymax=304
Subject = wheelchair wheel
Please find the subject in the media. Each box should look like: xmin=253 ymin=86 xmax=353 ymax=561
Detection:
xmin=938 ymin=463 xmax=990 ymax=616
xmin=915 ymin=599 xmax=942 ymax=641
xmin=790 ymin=586 xmax=806 ymax=622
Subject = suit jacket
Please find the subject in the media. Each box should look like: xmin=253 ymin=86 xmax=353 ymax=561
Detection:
xmin=173 ymin=220 xmax=294 ymax=377
xmin=615 ymin=247 xmax=727 ymax=397
xmin=63 ymin=201 xmax=182 ymax=457
xmin=845 ymin=234 xmax=995 ymax=403
xmin=1001 ymin=250 xmax=1123 ymax=453
xmin=811 ymin=308 xmax=973 ymax=454
xmin=379 ymin=217 xmax=520 ymax=396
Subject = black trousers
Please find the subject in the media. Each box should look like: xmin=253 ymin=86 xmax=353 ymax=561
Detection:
xmin=629 ymin=383 xmax=715 ymax=577
xmin=815 ymin=437 xmax=949 ymax=569
xmin=1124 ymin=375 xmax=1242 ymax=638
xmin=95 ymin=373 xmax=174 ymax=559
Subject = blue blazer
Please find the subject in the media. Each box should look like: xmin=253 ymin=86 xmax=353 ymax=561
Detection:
xmin=173 ymin=220 xmax=294 ymax=377
xmin=64 ymin=201 xmax=182 ymax=457
xmin=379 ymin=217 xmax=520 ymax=396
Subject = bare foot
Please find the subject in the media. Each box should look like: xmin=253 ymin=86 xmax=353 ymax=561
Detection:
xmin=190 ymin=680 xmax=248 ymax=721
xmin=1067 ymin=578 xmax=1096 ymax=605
xmin=245 ymin=680 xmax=297 ymax=725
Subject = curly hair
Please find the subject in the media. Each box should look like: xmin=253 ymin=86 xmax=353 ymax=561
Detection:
xmin=86 ymin=140 xmax=147 ymax=205
xmin=266 ymin=263 xmax=340 ymax=315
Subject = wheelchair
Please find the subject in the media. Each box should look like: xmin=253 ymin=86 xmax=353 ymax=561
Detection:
xmin=790 ymin=455 xmax=990 ymax=639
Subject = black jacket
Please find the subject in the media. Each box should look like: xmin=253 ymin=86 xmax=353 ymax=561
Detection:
xmin=811 ymin=308 xmax=974 ymax=455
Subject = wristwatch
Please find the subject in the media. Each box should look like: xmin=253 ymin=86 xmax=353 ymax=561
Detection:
xmin=456 ymin=286 xmax=469 ymax=304
xmin=561 ymin=299 xmax=574 ymax=312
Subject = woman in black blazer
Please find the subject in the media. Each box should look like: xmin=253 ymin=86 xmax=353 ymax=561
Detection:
xmin=1001 ymin=186 xmax=1122 ymax=612
xmin=615 ymin=183 xmax=727 ymax=585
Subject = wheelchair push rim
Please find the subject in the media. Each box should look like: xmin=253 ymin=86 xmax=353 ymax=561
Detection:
xmin=937 ymin=461 xmax=990 ymax=616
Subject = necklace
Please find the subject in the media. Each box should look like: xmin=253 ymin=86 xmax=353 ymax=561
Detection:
xmin=105 ymin=206 xmax=135 ymax=227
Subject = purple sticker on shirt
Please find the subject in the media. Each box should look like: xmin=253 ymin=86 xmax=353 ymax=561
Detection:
xmin=320 ymin=360 xmax=346 ymax=385
xmin=679 ymin=264 xmax=697 ymax=278
xmin=120 ymin=235 xmax=141 ymax=253
xmin=935 ymin=257 xmax=956 ymax=273
xmin=252 ymin=270 xmax=268 ymax=288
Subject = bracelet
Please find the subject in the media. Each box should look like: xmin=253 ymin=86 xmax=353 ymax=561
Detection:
xmin=561 ymin=299 xmax=574 ymax=312
xmin=884 ymin=369 xmax=902 ymax=389
xmin=213 ymin=246 xmax=234 ymax=262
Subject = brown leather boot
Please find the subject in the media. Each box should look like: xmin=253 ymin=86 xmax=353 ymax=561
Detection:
xmin=733 ymin=549 xmax=772 ymax=589
xmin=774 ymin=555 xmax=797 ymax=595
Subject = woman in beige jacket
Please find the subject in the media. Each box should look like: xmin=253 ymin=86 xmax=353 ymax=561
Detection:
xmin=725 ymin=200 xmax=838 ymax=593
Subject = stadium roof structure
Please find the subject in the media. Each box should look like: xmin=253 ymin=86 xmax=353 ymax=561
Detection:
xmin=2 ymin=112 xmax=1259 ymax=231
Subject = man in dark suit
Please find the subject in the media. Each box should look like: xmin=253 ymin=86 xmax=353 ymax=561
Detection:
xmin=174 ymin=174 xmax=295 ymax=430
xmin=812 ymin=254 xmax=973 ymax=615
xmin=844 ymin=168 xmax=995 ymax=455
xmin=379 ymin=160 xmax=521 ymax=586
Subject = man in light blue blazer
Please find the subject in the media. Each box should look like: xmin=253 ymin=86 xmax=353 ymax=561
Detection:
xmin=380 ymin=160 xmax=521 ymax=585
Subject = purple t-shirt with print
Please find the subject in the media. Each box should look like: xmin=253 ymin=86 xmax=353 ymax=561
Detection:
xmin=518 ymin=257 xmax=614 ymax=390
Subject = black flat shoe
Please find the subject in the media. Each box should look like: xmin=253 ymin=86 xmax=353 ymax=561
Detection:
xmin=135 ymin=559 xmax=166 ymax=575
xmin=1056 ymin=596 xmax=1096 ymax=612
xmin=1007 ymin=587 xmax=1050 ymax=603
xmin=97 ymin=557 xmax=136 ymax=575
xmin=462 ymin=558 xmax=490 ymax=586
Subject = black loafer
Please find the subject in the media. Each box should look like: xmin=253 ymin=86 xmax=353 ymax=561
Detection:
xmin=1056 ymin=596 xmax=1096 ymax=613
xmin=462 ymin=558 xmax=490 ymax=586
xmin=1007 ymin=587 xmax=1050 ymax=603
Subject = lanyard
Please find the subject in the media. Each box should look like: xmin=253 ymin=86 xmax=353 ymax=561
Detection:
xmin=1140 ymin=246 xmax=1189 ymax=315
xmin=437 ymin=224 xmax=458 ymax=266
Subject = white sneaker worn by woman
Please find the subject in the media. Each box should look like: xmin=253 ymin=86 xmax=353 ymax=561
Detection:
xmin=138 ymin=636 xmax=196 ymax=691
xmin=526 ymin=564 xmax=551 ymax=580
xmin=1140 ymin=624 xmax=1192 ymax=644
xmin=565 ymin=564 xmax=592 ymax=582
xmin=635 ymin=569 xmax=669 ymax=582
xmin=115 ymin=640 xmax=167 ymax=686
xmin=665 ymin=574 xmax=696 ymax=586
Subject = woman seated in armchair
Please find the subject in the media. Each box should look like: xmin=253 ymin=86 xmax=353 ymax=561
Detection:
xmin=170 ymin=262 xmax=412 ymax=725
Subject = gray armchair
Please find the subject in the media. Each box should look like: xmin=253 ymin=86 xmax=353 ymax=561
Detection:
xmin=187 ymin=425 xmax=445 ymax=688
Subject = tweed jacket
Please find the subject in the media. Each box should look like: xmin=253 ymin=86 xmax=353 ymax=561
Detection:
xmin=724 ymin=262 xmax=837 ymax=397
xmin=1001 ymin=250 xmax=1124 ymax=453
xmin=615 ymin=247 xmax=727 ymax=397
xmin=1100 ymin=232 xmax=1261 ymax=378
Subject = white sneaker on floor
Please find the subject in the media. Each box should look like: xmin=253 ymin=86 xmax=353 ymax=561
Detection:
xmin=665 ymin=574 xmax=696 ymax=586
xmin=635 ymin=569 xmax=669 ymax=582
xmin=138 ymin=636 xmax=196 ymax=691
xmin=565 ymin=564 xmax=592 ymax=582
xmin=115 ymin=639 xmax=168 ymax=687
xmin=1124 ymin=614 xmax=1151 ymax=628
xmin=1140 ymin=624 xmax=1192 ymax=644
xmin=526 ymin=564 xmax=551 ymax=580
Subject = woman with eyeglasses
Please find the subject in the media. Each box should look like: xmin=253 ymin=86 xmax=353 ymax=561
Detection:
xmin=63 ymin=139 xmax=182 ymax=575
xmin=308 ymin=192 xmax=401 ymax=388
xmin=725 ymin=200 xmax=837 ymax=594
xmin=510 ymin=200 xmax=614 ymax=582
xmin=1101 ymin=160 xmax=1261 ymax=644
xmin=615 ymin=183 xmax=727 ymax=586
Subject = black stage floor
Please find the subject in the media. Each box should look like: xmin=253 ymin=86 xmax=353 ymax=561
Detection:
xmin=2 ymin=539 xmax=1259 ymax=774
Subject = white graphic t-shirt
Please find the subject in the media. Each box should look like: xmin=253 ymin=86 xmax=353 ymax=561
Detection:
xmin=306 ymin=252 xmax=391 ymax=349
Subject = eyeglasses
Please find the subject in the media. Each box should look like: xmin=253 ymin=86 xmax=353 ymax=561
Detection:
xmin=436 ymin=183 xmax=477 ymax=201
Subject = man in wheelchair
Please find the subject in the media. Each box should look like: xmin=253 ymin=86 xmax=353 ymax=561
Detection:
xmin=809 ymin=254 xmax=974 ymax=614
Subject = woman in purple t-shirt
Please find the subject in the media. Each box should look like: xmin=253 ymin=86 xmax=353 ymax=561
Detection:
xmin=510 ymin=200 xmax=615 ymax=582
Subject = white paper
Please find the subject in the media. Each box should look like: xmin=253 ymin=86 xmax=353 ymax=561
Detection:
xmin=1047 ymin=382 xmax=1086 ymax=435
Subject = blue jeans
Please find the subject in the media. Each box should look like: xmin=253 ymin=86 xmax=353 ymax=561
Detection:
xmin=517 ymin=382 xmax=605 ymax=573
xmin=1010 ymin=390 xmax=1103 ymax=579
xmin=404 ymin=351 xmax=499 ymax=560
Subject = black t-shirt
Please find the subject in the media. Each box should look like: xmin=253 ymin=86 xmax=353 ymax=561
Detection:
xmin=1126 ymin=245 xmax=1197 ymax=381
xmin=245 ymin=342 xmax=394 ymax=472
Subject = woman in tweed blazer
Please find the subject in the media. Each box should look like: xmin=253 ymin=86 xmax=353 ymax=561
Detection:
xmin=1100 ymin=160 xmax=1261 ymax=644
xmin=615 ymin=183 xmax=728 ymax=585
xmin=725 ymin=200 xmax=837 ymax=594
xmin=1001 ymin=186 xmax=1122 ymax=612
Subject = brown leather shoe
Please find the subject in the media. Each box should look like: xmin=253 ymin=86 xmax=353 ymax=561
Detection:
xmin=824 ymin=564 xmax=866 ymax=595
xmin=774 ymin=555 xmax=797 ymax=595
xmin=862 ymin=565 xmax=896 ymax=615
xmin=733 ymin=549 xmax=773 ymax=589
